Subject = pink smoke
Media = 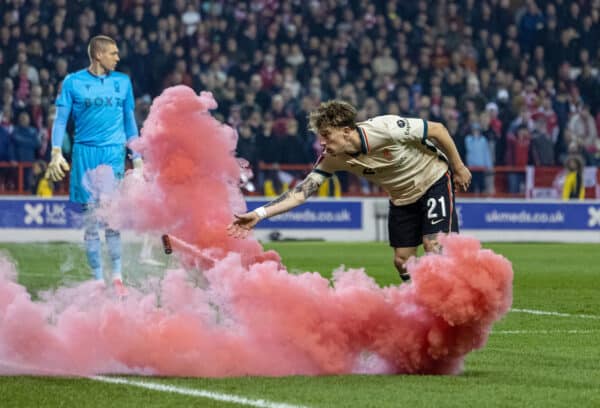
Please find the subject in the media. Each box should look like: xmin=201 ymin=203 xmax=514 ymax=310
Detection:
xmin=0 ymin=86 xmax=513 ymax=377
xmin=102 ymin=86 xmax=279 ymax=267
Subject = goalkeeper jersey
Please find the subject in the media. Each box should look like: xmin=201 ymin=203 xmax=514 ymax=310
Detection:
xmin=52 ymin=69 xmax=138 ymax=148
xmin=313 ymin=115 xmax=449 ymax=206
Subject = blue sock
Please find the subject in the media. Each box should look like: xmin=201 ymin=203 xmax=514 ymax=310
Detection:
xmin=84 ymin=230 xmax=103 ymax=280
xmin=106 ymin=228 xmax=122 ymax=278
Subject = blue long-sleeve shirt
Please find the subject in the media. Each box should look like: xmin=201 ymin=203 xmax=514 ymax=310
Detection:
xmin=12 ymin=126 xmax=41 ymax=162
xmin=51 ymin=69 xmax=139 ymax=150
xmin=465 ymin=134 xmax=493 ymax=169
xmin=0 ymin=126 xmax=15 ymax=161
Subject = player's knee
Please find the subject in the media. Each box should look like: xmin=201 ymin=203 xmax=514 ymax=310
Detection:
xmin=105 ymin=228 xmax=120 ymax=238
xmin=423 ymin=234 xmax=441 ymax=253
xmin=84 ymin=226 xmax=100 ymax=241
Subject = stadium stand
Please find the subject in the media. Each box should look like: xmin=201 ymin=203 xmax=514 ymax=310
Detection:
xmin=0 ymin=0 xmax=599 ymax=197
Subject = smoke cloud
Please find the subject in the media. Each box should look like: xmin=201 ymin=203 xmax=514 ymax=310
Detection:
xmin=0 ymin=86 xmax=512 ymax=377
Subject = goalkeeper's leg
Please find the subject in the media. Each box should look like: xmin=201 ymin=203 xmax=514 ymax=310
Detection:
xmin=83 ymin=206 xmax=103 ymax=280
xmin=105 ymin=228 xmax=122 ymax=280
xmin=106 ymin=228 xmax=128 ymax=296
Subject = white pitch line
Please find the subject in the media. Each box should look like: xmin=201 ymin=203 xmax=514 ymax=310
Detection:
xmin=511 ymin=308 xmax=600 ymax=320
xmin=92 ymin=376 xmax=310 ymax=408
xmin=494 ymin=329 xmax=598 ymax=335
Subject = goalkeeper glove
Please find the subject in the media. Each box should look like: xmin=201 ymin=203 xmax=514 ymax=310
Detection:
xmin=47 ymin=147 xmax=70 ymax=181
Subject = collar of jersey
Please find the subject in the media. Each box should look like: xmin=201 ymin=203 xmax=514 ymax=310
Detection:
xmin=86 ymin=69 xmax=111 ymax=79
xmin=355 ymin=126 xmax=369 ymax=155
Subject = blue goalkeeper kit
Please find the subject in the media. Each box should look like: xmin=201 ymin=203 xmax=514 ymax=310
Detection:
xmin=51 ymin=69 xmax=139 ymax=281
xmin=52 ymin=68 xmax=139 ymax=203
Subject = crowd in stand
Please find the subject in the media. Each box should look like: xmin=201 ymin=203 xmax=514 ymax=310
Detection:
xmin=1 ymin=0 xmax=599 ymax=195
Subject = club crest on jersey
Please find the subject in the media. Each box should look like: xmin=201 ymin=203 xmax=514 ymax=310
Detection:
xmin=114 ymin=81 xmax=120 ymax=93
xmin=397 ymin=119 xmax=406 ymax=128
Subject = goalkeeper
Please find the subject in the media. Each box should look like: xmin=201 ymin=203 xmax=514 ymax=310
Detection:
xmin=48 ymin=35 xmax=142 ymax=293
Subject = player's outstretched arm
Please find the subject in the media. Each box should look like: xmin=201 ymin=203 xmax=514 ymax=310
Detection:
xmin=427 ymin=121 xmax=472 ymax=192
xmin=47 ymin=77 xmax=73 ymax=182
xmin=228 ymin=172 xmax=325 ymax=239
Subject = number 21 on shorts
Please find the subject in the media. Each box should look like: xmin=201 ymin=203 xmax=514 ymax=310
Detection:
xmin=427 ymin=196 xmax=446 ymax=222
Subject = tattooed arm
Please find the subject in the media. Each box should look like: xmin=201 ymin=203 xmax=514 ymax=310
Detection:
xmin=263 ymin=173 xmax=322 ymax=212
xmin=227 ymin=172 xmax=325 ymax=238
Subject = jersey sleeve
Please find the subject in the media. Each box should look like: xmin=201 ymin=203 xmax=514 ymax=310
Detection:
xmin=312 ymin=154 xmax=338 ymax=179
xmin=386 ymin=116 xmax=428 ymax=144
xmin=51 ymin=76 xmax=73 ymax=148
xmin=123 ymin=77 xmax=139 ymax=140
xmin=55 ymin=75 xmax=73 ymax=110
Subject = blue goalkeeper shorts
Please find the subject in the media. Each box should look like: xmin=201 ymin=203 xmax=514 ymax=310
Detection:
xmin=70 ymin=143 xmax=126 ymax=204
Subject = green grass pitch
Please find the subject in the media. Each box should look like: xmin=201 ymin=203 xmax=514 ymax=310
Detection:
xmin=0 ymin=241 xmax=599 ymax=407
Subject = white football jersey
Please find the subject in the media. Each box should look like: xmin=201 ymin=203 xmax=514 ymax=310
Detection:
xmin=313 ymin=115 xmax=449 ymax=205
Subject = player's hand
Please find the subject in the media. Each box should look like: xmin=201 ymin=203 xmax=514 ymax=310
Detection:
xmin=452 ymin=164 xmax=472 ymax=192
xmin=227 ymin=212 xmax=260 ymax=239
xmin=46 ymin=147 xmax=70 ymax=181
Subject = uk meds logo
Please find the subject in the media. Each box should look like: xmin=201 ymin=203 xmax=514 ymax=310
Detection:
xmin=588 ymin=207 xmax=600 ymax=227
xmin=24 ymin=203 xmax=44 ymax=225
xmin=23 ymin=202 xmax=68 ymax=226
xmin=45 ymin=203 xmax=67 ymax=225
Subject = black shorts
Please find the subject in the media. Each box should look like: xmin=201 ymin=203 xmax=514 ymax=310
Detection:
xmin=388 ymin=171 xmax=459 ymax=248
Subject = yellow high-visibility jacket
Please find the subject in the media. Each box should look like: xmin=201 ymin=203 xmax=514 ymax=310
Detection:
xmin=36 ymin=178 xmax=53 ymax=197
xmin=562 ymin=171 xmax=584 ymax=200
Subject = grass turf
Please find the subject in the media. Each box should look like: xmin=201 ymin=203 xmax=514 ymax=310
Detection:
xmin=0 ymin=241 xmax=599 ymax=407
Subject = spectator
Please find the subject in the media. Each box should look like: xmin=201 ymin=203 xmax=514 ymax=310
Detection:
xmin=14 ymin=64 xmax=34 ymax=108
xmin=9 ymin=52 xmax=39 ymax=85
xmin=464 ymin=122 xmax=492 ymax=194
xmin=530 ymin=113 xmax=556 ymax=166
xmin=280 ymin=119 xmax=311 ymax=166
xmin=181 ymin=3 xmax=201 ymax=36
xmin=505 ymin=125 xmax=532 ymax=194
xmin=0 ymin=112 xmax=15 ymax=190
xmin=485 ymin=102 xmax=505 ymax=162
xmin=562 ymin=154 xmax=585 ymax=200
xmin=518 ymin=0 xmax=544 ymax=54
xmin=248 ymin=74 xmax=271 ymax=113
xmin=259 ymin=54 xmax=279 ymax=91
xmin=537 ymin=96 xmax=560 ymax=143
xmin=30 ymin=160 xmax=53 ymax=197
xmin=0 ymin=110 xmax=13 ymax=153
xmin=372 ymin=47 xmax=398 ymax=78
xmin=37 ymin=123 xmax=51 ymax=167
xmin=508 ymin=108 xmax=533 ymax=136
xmin=257 ymin=118 xmax=281 ymax=194
xmin=236 ymin=123 xmax=257 ymax=173
xmin=286 ymin=44 xmax=305 ymax=69
xmin=567 ymin=104 xmax=598 ymax=163
xmin=11 ymin=111 xmax=40 ymax=191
